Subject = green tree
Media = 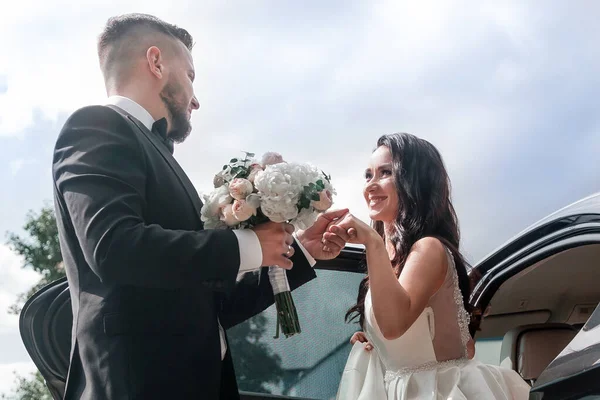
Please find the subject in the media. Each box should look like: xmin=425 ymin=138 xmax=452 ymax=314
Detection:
xmin=4 ymin=205 xmax=285 ymax=398
xmin=6 ymin=205 xmax=64 ymax=315
xmin=0 ymin=371 xmax=53 ymax=400
xmin=3 ymin=206 xmax=62 ymax=399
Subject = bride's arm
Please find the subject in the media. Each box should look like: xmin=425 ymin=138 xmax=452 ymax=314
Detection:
xmin=366 ymin=237 xmax=447 ymax=340
xmin=329 ymin=214 xmax=447 ymax=340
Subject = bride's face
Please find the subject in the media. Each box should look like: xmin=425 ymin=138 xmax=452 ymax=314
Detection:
xmin=363 ymin=146 xmax=399 ymax=223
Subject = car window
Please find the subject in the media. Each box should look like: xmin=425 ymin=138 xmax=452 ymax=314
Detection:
xmin=473 ymin=337 xmax=503 ymax=366
xmin=227 ymin=268 xmax=365 ymax=399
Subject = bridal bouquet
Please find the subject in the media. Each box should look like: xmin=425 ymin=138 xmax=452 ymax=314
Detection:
xmin=200 ymin=151 xmax=335 ymax=338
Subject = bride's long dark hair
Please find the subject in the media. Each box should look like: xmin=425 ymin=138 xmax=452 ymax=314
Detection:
xmin=345 ymin=133 xmax=473 ymax=331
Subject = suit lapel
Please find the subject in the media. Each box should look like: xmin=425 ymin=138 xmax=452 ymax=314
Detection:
xmin=127 ymin=115 xmax=205 ymax=224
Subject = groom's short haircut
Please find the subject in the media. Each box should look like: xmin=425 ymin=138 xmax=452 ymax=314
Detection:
xmin=97 ymin=13 xmax=194 ymax=80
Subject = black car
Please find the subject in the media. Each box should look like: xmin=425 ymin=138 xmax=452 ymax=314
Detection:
xmin=20 ymin=192 xmax=600 ymax=400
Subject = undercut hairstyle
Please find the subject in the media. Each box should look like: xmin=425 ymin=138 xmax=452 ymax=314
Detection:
xmin=97 ymin=13 xmax=194 ymax=79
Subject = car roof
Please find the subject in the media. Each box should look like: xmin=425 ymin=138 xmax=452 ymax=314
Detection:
xmin=473 ymin=191 xmax=600 ymax=274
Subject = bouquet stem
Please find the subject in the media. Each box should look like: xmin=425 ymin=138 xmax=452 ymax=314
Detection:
xmin=268 ymin=266 xmax=301 ymax=338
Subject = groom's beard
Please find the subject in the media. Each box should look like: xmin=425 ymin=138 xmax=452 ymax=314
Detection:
xmin=159 ymin=80 xmax=191 ymax=144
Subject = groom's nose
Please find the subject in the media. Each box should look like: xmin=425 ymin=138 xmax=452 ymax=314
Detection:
xmin=191 ymin=96 xmax=200 ymax=110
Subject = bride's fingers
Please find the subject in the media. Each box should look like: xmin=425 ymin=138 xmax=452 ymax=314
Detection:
xmin=351 ymin=331 xmax=369 ymax=344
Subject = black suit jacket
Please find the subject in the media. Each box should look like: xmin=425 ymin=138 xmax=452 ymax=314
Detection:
xmin=52 ymin=105 xmax=316 ymax=400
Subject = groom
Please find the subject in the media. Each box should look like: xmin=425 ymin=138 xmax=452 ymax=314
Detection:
xmin=52 ymin=13 xmax=347 ymax=400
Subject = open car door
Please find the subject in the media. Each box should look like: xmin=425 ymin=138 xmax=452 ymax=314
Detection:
xmin=19 ymin=277 xmax=70 ymax=400
xmin=467 ymin=193 xmax=600 ymax=399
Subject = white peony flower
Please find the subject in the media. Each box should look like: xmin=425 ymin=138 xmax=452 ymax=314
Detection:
xmin=260 ymin=198 xmax=299 ymax=222
xmin=254 ymin=163 xmax=303 ymax=222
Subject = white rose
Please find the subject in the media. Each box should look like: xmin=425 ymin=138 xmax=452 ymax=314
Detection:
xmin=220 ymin=204 xmax=239 ymax=226
xmin=247 ymin=163 xmax=263 ymax=183
xmin=203 ymin=216 xmax=226 ymax=229
xmin=213 ymin=171 xmax=227 ymax=188
xmin=245 ymin=193 xmax=261 ymax=209
xmin=261 ymin=152 xmax=284 ymax=166
xmin=232 ymin=199 xmax=257 ymax=222
xmin=229 ymin=178 xmax=254 ymax=200
xmin=201 ymin=185 xmax=232 ymax=220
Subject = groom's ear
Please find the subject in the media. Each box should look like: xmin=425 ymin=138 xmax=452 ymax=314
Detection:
xmin=146 ymin=46 xmax=164 ymax=79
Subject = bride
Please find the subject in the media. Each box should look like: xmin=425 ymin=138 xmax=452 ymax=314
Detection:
xmin=325 ymin=133 xmax=530 ymax=399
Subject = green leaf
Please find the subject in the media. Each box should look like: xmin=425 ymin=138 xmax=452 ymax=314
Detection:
xmin=230 ymin=158 xmax=238 ymax=163
xmin=222 ymin=165 xmax=228 ymax=170
xmin=298 ymin=197 xmax=310 ymax=209
xmin=311 ymin=193 xmax=320 ymax=201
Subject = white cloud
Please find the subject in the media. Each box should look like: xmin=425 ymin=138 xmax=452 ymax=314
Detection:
xmin=0 ymin=0 xmax=189 ymax=136
xmin=0 ymin=244 xmax=41 ymax=334
xmin=9 ymin=159 xmax=37 ymax=176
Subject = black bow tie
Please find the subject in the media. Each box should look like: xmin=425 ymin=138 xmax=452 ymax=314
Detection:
xmin=151 ymin=118 xmax=174 ymax=154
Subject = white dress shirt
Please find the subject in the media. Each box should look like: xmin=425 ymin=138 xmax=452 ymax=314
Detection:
xmin=105 ymin=96 xmax=316 ymax=359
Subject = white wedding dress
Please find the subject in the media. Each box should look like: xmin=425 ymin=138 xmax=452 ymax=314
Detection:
xmin=336 ymin=248 xmax=531 ymax=400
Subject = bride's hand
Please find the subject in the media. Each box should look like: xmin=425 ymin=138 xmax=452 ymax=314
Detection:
xmin=325 ymin=213 xmax=381 ymax=248
xmin=350 ymin=331 xmax=373 ymax=351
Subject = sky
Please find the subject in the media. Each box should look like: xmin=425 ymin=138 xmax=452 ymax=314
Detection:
xmin=1 ymin=0 xmax=599 ymax=395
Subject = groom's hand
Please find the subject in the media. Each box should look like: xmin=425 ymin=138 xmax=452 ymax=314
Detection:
xmin=252 ymin=222 xmax=295 ymax=269
xmin=296 ymin=208 xmax=350 ymax=260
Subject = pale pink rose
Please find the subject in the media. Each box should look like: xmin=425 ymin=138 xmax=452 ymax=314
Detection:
xmin=232 ymin=199 xmax=257 ymax=222
xmin=261 ymin=152 xmax=284 ymax=166
xmin=220 ymin=204 xmax=239 ymax=226
xmin=247 ymin=164 xmax=263 ymax=183
xmin=312 ymin=190 xmax=333 ymax=211
xmin=229 ymin=178 xmax=253 ymax=200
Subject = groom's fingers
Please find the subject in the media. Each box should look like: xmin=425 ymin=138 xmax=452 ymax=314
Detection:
xmin=285 ymin=234 xmax=294 ymax=246
xmin=275 ymin=253 xmax=293 ymax=269
xmin=283 ymin=223 xmax=295 ymax=234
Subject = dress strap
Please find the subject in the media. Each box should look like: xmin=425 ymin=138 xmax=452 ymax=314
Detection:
xmin=444 ymin=247 xmax=471 ymax=356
